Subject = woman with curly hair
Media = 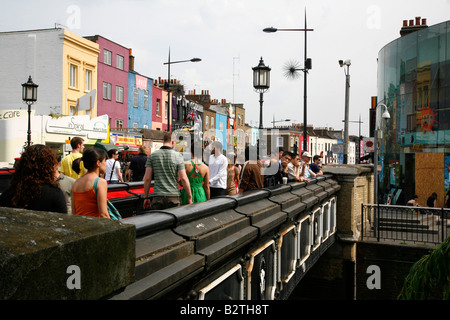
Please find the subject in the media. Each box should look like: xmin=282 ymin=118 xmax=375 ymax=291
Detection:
xmin=72 ymin=148 xmax=109 ymax=218
xmin=0 ymin=144 xmax=67 ymax=213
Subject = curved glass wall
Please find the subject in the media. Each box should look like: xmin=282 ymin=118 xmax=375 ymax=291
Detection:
xmin=377 ymin=20 xmax=450 ymax=206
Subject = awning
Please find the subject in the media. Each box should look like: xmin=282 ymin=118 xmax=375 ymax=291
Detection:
xmin=94 ymin=142 xmax=117 ymax=151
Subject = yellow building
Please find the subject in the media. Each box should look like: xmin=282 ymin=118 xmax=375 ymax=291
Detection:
xmin=62 ymin=29 xmax=100 ymax=117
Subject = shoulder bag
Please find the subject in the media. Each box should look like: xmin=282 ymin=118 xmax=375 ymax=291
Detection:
xmin=94 ymin=176 xmax=122 ymax=220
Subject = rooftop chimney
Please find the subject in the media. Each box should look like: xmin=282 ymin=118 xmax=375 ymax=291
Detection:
xmin=129 ymin=49 xmax=135 ymax=72
xmin=400 ymin=16 xmax=428 ymax=37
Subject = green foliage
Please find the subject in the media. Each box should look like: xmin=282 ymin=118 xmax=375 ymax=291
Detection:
xmin=49 ymin=106 xmax=63 ymax=118
xmin=398 ymin=237 xmax=450 ymax=300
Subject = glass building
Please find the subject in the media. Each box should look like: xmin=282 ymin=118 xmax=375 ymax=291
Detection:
xmin=377 ymin=20 xmax=450 ymax=207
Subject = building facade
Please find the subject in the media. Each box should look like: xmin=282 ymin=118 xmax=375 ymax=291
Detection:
xmin=128 ymin=71 xmax=152 ymax=130
xmin=85 ymin=35 xmax=129 ymax=130
xmin=0 ymin=28 xmax=99 ymax=117
xmin=377 ymin=19 xmax=450 ymax=206
xmin=152 ymin=85 xmax=164 ymax=131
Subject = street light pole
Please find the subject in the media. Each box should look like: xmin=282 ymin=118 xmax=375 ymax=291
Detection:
xmin=339 ymin=59 xmax=351 ymax=164
xmin=163 ymin=48 xmax=201 ymax=132
xmin=21 ymin=75 xmax=38 ymax=149
xmin=252 ymin=57 xmax=271 ymax=129
xmin=374 ymin=103 xmax=390 ymax=205
xmin=263 ymin=9 xmax=313 ymax=152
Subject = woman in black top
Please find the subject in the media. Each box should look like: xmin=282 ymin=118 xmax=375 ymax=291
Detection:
xmin=0 ymin=144 xmax=67 ymax=214
xmin=426 ymin=192 xmax=437 ymax=208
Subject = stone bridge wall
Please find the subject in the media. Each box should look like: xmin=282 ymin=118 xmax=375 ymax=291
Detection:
xmin=110 ymin=174 xmax=341 ymax=300
xmin=1 ymin=164 xmax=377 ymax=300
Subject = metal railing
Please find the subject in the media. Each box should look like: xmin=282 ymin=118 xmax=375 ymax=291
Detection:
xmin=361 ymin=204 xmax=450 ymax=245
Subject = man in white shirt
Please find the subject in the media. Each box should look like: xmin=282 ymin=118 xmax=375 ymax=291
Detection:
xmin=299 ymin=152 xmax=316 ymax=182
xmin=209 ymin=141 xmax=228 ymax=198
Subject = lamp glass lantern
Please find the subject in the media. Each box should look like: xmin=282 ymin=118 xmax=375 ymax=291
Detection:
xmin=252 ymin=57 xmax=271 ymax=92
xmin=22 ymin=76 xmax=38 ymax=103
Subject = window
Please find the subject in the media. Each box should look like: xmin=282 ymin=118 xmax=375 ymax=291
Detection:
xmin=156 ymin=99 xmax=160 ymax=116
xmin=133 ymin=122 xmax=138 ymax=129
xmin=85 ymin=69 xmax=92 ymax=91
xmin=144 ymin=90 xmax=149 ymax=110
xmin=277 ymin=137 xmax=283 ymax=147
xmin=70 ymin=64 xmax=77 ymax=88
xmin=103 ymin=82 xmax=112 ymax=100
xmin=69 ymin=104 xmax=76 ymax=116
xmin=116 ymin=54 xmax=124 ymax=70
xmin=104 ymin=49 xmax=112 ymax=65
xmin=219 ymin=122 xmax=224 ymax=131
xmin=211 ymin=117 xmax=214 ymax=128
xmin=116 ymin=119 xmax=123 ymax=130
xmin=206 ymin=116 xmax=209 ymax=128
xmin=133 ymin=88 xmax=138 ymax=107
xmin=116 ymin=86 xmax=123 ymax=103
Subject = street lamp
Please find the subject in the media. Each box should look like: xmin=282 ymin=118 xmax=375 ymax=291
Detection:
xmin=21 ymin=75 xmax=38 ymax=149
xmin=252 ymin=57 xmax=271 ymax=129
xmin=163 ymin=48 xmax=201 ymax=132
xmin=339 ymin=59 xmax=351 ymax=164
xmin=374 ymin=103 xmax=390 ymax=205
xmin=271 ymin=118 xmax=291 ymax=128
xmin=263 ymin=10 xmax=313 ymax=152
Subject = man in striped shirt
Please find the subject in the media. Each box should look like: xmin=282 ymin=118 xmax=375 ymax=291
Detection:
xmin=143 ymin=132 xmax=192 ymax=210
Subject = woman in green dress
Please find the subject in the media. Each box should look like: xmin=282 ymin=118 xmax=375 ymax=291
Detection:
xmin=181 ymin=156 xmax=210 ymax=205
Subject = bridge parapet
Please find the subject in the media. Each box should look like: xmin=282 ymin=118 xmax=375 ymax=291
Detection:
xmin=112 ymin=174 xmax=341 ymax=300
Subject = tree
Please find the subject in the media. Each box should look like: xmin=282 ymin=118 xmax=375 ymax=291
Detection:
xmin=398 ymin=237 xmax=450 ymax=300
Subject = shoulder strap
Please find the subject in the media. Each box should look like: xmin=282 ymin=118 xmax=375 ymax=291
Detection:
xmin=238 ymin=161 xmax=248 ymax=189
xmin=93 ymin=176 xmax=100 ymax=194
xmin=109 ymin=161 xmax=116 ymax=181
xmin=188 ymin=160 xmax=196 ymax=177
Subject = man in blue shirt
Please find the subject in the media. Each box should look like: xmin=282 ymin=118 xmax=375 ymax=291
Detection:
xmin=310 ymin=155 xmax=324 ymax=176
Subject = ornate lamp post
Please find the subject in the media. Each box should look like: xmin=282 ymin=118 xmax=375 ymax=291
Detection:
xmin=252 ymin=57 xmax=271 ymax=129
xmin=163 ymin=48 xmax=201 ymax=132
xmin=22 ymin=75 xmax=38 ymax=149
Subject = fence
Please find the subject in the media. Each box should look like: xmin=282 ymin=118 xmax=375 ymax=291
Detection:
xmin=361 ymin=204 xmax=450 ymax=245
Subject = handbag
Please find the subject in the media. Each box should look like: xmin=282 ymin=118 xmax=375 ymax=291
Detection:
xmin=94 ymin=177 xmax=122 ymax=220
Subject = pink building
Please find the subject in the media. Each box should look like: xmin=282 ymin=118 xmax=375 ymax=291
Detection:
xmin=85 ymin=35 xmax=129 ymax=130
xmin=152 ymin=84 xmax=171 ymax=131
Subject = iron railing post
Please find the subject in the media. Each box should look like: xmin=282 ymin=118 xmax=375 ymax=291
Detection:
xmin=376 ymin=203 xmax=380 ymax=242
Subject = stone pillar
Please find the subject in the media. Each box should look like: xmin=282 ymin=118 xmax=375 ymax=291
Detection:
xmin=0 ymin=207 xmax=136 ymax=300
xmin=291 ymin=164 xmax=374 ymax=300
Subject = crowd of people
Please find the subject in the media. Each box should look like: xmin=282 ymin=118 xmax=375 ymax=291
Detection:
xmin=0 ymin=134 xmax=326 ymax=219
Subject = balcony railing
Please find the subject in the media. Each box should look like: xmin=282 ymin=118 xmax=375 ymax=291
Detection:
xmin=361 ymin=204 xmax=450 ymax=245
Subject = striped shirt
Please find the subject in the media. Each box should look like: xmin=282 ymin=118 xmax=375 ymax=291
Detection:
xmin=145 ymin=146 xmax=184 ymax=197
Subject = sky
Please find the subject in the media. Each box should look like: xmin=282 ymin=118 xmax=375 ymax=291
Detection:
xmin=1 ymin=0 xmax=449 ymax=136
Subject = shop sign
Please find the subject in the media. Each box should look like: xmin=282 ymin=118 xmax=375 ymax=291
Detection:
xmin=0 ymin=109 xmax=30 ymax=120
xmin=46 ymin=114 xmax=108 ymax=139
xmin=363 ymin=137 xmax=375 ymax=152
xmin=110 ymin=133 xmax=142 ymax=147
